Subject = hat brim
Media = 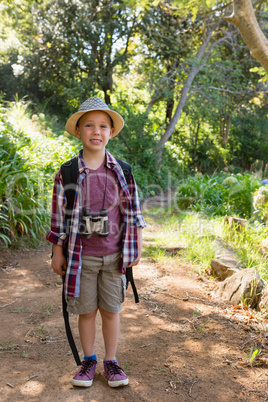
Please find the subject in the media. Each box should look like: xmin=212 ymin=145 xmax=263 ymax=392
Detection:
xmin=65 ymin=109 xmax=124 ymax=137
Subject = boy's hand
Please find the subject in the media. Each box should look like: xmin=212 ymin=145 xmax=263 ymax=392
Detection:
xmin=127 ymin=256 xmax=140 ymax=267
xmin=51 ymin=244 xmax=67 ymax=276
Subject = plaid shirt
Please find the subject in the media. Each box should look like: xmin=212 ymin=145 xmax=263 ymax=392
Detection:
xmin=46 ymin=150 xmax=146 ymax=297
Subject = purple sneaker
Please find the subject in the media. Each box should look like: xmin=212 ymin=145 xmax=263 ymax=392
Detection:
xmin=72 ymin=358 xmax=97 ymax=387
xmin=103 ymin=360 xmax=129 ymax=388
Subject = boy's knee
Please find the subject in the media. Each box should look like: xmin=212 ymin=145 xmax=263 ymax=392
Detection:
xmin=99 ymin=307 xmax=118 ymax=318
xmin=79 ymin=309 xmax=98 ymax=320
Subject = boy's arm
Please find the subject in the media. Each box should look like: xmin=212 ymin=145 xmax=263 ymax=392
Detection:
xmin=46 ymin=170 xmax=68 ymax=275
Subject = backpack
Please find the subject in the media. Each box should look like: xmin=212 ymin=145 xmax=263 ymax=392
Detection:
xmin=60 ymin=155 xmax=139 ymax=366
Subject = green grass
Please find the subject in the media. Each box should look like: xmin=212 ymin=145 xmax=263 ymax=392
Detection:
xmin=143 ymin=208 xmax=268 ymax=282
xmin=243 ymin=347 xmax=262 ymax=367
xmin=221 ymin=221 xmax=268 ymax=281
xmin=143 ymin=209 xmax=217 ymax=274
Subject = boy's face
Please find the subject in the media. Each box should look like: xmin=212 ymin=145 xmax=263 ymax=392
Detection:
xmin=75 ymin=111 xmax=114 ymax=154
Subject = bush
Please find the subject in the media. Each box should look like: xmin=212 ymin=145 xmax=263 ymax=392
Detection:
xmin=0 ymin=99 xmax=79 ymax=247
xmin=176 ymin=173 xmax=260 ymax=218
xmin=253 ymin=186 xmax=268 ymax=223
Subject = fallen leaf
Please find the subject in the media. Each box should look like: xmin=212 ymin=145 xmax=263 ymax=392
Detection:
xmin=256 ymin=356 xmax=268 ymax=366
xmin=236 ymin=362 xmax=247 ymax=367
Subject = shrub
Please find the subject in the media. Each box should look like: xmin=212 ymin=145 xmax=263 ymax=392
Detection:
xmin=0 ymin=99 xmax=79 ymax=247
xmin=253 ymin=186 xmax=268 ymax=223
xmin=222 ymin=176 xmax=238 ymax=187
xmin=176 ymin=173 xmax=260 ymax=218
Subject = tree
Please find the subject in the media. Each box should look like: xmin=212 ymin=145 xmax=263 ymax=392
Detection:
xmin=138 ymin=3 xmax=198 ymax=122
xmin=154 ymin=19 xmax=234 ymax=163
xmin=134 ymin=0 xmax=267 ymax=166
xmin=225 ymin=0 xmax=268 ymax=73
xmin=0 ymin=0 xmax=138 ymax=113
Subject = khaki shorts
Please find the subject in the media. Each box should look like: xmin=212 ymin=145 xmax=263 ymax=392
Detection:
xmin=66 ymin=252 xmax=126 ymax=315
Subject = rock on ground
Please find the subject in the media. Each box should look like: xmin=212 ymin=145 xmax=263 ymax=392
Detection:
xmin=215 ymin=268 xmax=264 ymax=308
xmin=211 ymin=239 xmax=245 ymax=280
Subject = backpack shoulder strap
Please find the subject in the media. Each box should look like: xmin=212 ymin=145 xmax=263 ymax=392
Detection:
xmin=61 ymin=156 xmax=79 ymax=213
xmin=115 ymin=157 xmax=132 ymax=185
xmin=58 ymin=156 xmax=81 ymax=366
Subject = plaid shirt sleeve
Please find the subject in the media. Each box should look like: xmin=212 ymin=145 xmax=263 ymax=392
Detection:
xmin=118 ymin=169 xmax=146 ymax=269
xmin=46 ymin=169 xmax=67 ymax=246
xmin=129 ymin=174 xmax=146 ymax=228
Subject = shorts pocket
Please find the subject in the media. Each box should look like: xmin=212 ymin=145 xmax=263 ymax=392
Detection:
xmin=66 ymin=296 xmax=78 ymax=308
xmin=65 ymin=296 xmax=80 ymax=314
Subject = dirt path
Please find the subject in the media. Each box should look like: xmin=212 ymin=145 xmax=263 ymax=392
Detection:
xmin=1 ymin=228 xmax=268 ymax=401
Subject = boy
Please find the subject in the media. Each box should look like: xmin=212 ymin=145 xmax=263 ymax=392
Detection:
xmin=46 ymin=97 xmax=146 ymax=388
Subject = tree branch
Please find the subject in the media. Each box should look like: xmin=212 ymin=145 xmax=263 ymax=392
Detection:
xmin=118 ymin=132 xmax=132 ymax=153
xmin=145 ymin=94 xmax=164 ymax=114
xmin=225 ymin=0 xmax=268 ymax=73
xmin=156 ymin=26 xmax=232 ymax=158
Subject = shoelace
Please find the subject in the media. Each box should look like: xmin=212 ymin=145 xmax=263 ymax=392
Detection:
xmin=80 ymin=358 xmax=96 ymax=374
xmin=106 ymin=361 xmax=123 ymax=375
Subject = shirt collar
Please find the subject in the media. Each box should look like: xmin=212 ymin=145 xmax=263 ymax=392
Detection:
xmin=105 ymin=150 xmax=118 ymax=167
xmin=78 ymin=149 xmax=118 ymax=174
xmin=78 ymin=149 xmax=87 ymax=173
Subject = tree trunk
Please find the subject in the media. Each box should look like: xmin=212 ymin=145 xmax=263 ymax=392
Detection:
xmin=104 ymin=90 xmax=111 ymax=105
xmin=224 ymin=114 xmax=232 ymax=145
xmin=193 ymin=120 xmax=200 ymax=161
xmin=166 ymin=98 xmax=175 ymax=122
xmin=220 ymin=114 xmax=232 ymax=145
xmin=225 ymin=0 xmax=268 ymax=73
xmin=165 ymin=63 xmax=176 ymax=123
xmin=156 ymin=29 xmax=214 ymax=164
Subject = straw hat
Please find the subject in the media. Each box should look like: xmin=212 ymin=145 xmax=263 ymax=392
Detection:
xmin=65 ymin=97 xmax=124 ymax=137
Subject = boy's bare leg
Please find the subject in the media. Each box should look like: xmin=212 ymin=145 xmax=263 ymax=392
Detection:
xmin=78 ymin=309 xmax=98 ymax=357
xmin=99 ymin=307 xmax=120 ymax=361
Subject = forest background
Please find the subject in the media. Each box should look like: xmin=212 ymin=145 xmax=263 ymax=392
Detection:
xmin=1 ymin=0 xmax=268 ymax=252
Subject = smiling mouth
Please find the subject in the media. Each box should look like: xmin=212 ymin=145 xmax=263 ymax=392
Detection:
xmin=90 ymin=139 xmax=102 ymax=144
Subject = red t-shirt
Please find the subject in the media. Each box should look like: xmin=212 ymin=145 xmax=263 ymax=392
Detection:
xmin=81 ymin=159 xmax=123 ymax=256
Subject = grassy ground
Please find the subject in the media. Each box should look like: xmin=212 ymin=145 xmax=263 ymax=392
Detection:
xmin=142 ymin=208 xmax=268 ymax=283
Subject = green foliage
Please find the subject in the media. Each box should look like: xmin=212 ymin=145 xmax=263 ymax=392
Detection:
xmin=0 ymin=340 xmax=14 ymax=350
xmin=107 ymin=100 xmax=183 ymax=198
xmin=176 ymin=173 xmax=260 ymax=218
xmin=143 ymin=208 xmax=268 ymax=283
xmin=222 ymin=221 xmax=268 ymax=282
xmin=253 ymin=186 xmax=268 ymax=223
xmin=0 ymin=0 xmax=140 ymax=115
xmin=0 ymin=98 xmax=79 ymax=247
xmin=243 ymin=347 xmax=261 ymax=367
xmin=250 ymin=66 xmax=268 ymax=83
xmin=229 ymin=106 xmax=268 ymax=169
xmin=222 ymin=176 xmax=238 ymax=187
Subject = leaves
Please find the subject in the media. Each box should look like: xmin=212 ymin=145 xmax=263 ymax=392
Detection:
xmin=243 ymin=347 xmax=262 ymax=367
xmin=0 ymin=98 xmax=79 ymax=247
xmin=176 ymin=172 xmax=260 ymax=218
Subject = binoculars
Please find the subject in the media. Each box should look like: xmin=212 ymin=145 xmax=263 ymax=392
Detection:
xmin=80 ymin=208 xmax=109 ymax=238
